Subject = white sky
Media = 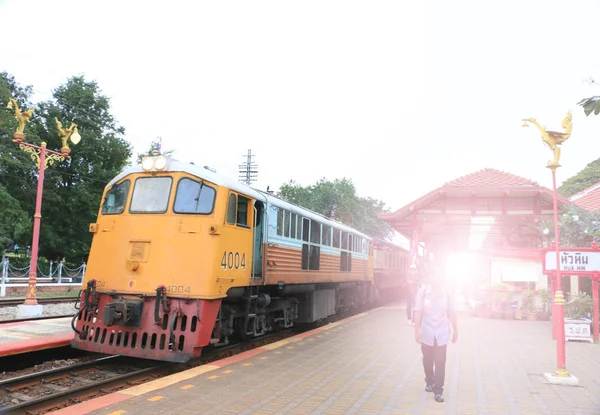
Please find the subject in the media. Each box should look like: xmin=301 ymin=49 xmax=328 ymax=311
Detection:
xmin=1 ymin=0 xmax=600 ymax=248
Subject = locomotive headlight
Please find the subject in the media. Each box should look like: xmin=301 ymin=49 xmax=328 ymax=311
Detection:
xmin=141 ymin=157 xmax=155 ymax=171
xmin=154 ymin=156 xmax=167 ymax=171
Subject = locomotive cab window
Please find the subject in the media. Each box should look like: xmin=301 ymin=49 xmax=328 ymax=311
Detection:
xmin=237 ymin=195 xmax=250 ymax=227
xmin=226 ymin=192 xmax=251 ymax=228
xmin=173 ymin=178 xmax=216 ymax=214
xmin=102 ymin=180 xmax=130 ymax=215
xmin=227 ymin=194 xmax=237 ymax=224
xmin=130 ymin=177 xmax=172 ymax=213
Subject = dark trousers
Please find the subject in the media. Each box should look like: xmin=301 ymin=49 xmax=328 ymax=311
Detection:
xmin=421 ymin=337 xmax=447 ymax=395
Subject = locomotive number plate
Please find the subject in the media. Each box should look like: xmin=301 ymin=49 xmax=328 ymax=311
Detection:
xmin=221 ymin=251 xmax=246 ymax=270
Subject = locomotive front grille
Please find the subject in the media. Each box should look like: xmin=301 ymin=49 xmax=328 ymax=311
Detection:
xmin=72 ymin=294 xmax=222 ymax=362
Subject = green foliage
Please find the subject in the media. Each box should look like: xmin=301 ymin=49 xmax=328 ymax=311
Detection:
xmin=577 ymin=96 xmax=600 ymax=117
xmin=277 ymin=178 xmax=393 ymax=239
xmin=539 ymin=205 xmax=600 ymax=247
xmin=1 ymin=73 xmax=132 ymax=262
xmin=565 ymin=292 xmax=594 ymax=319
xmin=136 ymin=139 xmax=175 ymax=164
xmin=0 ymin=185 xmax=29 ymax=251
xmin=558 ymin=158 xmax=600 ymax=197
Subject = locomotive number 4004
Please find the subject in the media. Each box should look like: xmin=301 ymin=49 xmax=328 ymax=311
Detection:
xmin=221 ymin=251 xmax=246 ymax=270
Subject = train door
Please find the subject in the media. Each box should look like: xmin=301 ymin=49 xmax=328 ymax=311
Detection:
xmin=252 ymin=201 xmax=265 ymax=277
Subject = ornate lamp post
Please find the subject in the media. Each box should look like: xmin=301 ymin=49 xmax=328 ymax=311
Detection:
xmin=5 ymin=98 xmax=81 ymax=317
xmin=522 ymin=111 xmax=578 ymax=385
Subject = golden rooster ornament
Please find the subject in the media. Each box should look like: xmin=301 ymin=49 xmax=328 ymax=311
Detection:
xmin=522 ymin=111 xmax=572 ymax=169
xmin=6 ymin=98 xmax=34 ymax=141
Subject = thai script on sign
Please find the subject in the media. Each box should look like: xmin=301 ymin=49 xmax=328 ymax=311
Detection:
xmin=544 ymin=251 xmax=600 ymax=273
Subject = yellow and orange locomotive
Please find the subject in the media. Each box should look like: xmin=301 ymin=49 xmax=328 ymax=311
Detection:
xmin=71 ymin=156 xmax=401 ymax=362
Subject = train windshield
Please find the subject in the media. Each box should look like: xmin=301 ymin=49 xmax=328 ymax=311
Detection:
xmin=130 ymin=177 xmax=173 ymax=213
xmin=101 ymin=180 xmax=130 ymax=215
xmin=173 ymin=178 xmax=216 ymax=214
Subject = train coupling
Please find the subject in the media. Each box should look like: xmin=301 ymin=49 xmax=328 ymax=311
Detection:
xmin=102 ymin=298 xmax=144 ymax=327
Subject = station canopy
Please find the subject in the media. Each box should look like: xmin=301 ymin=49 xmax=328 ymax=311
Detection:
xmin=379 ymin=169 xmax=573 ymax=256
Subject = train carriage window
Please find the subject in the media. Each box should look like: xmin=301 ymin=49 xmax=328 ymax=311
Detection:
xmin=348 ymin=234 xmax=354 ymax=252
xmin=227 ymin=194 xmax=237 ymax=224
xmin=290 ymin=213 xmax=297 ymax=239
xmin=173 ymin=178 xmax=216 ymax=214
xmin=302 ymin=218 xmax=310 ymax=242
xmin=237 ymin=195 xmax=250 ymax=227
xmin=284 ymin=211 xmax=291 ymax=238
xmin=333 ymin=229 xmax=340 ymax=248
xmin=102 ymin=180 xmax=130 ymax=215
xmin=309 ymin=245 xmax=320 ymax=270
xmin=277 ymin=209 xmax=284 ymax=236
xmin=322 ymin=225 xmax=332 ymax=246
xmin=310 ymin=221 xmax=320 ymax=244
xmin=130 ymin=177 xmax=172 ymax=213
xmin=341 ymin=231 xmax=348 ymax=250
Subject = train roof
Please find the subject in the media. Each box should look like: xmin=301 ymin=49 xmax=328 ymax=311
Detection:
xmin=372 ymin=237 xmax=409 ymax=251
xmin=106 ymin=157 xmax=372 ymax=240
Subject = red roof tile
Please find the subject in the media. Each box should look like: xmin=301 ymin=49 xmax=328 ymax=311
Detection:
xmin=570 ymin=182 xmax=600 ymax=212
xmin=443 ymin=168 xmax=539 ymax=188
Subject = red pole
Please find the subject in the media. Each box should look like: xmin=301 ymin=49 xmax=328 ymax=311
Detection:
xmin=550 ymin=168 xmax=567 ymax=375
xmin=23 ymin=143 xmax=46 ymax=306
xmin=592 ymin=277 xmax=599 ymax=344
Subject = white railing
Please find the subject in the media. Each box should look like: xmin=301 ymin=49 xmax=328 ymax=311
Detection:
xmin=0 ymin=258 xmax=85 ymax=297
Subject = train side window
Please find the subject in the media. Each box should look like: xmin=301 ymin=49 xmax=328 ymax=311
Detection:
xmin=102 ymin=180 xmax=130 ymax=215
xmin=309 ymin=245 xmax=320 ymax=270
xmin=173 ymin=178 xmax=216 ymax=214
xmin=341 ymin=232 xmax=348 ymax=250
xmin=237 ymin=195 xmax=250 ymax=227
xmin=311 ymin=221 xmax=320 ymax=244
xmin=284 ymin=211 xmax=291 ymax=237
xmin=227 ymin=194 xmax=237 ymax=224
xmin=277 ymin=209 xmax=284 ymax=236
xmin=301 ymin=244 xmax=309 ymax=270
xmin=333 ymin=229 xmax=340 ymax=248
xmin=290 ymin=213 xmax=297 ymax=239
xmin=341 ymin=251 xmax=352 ymax=271
xmin=348 ymin=234 xmax=354 ymax=252
xmin=302 ymin=218 xmax=310 ymax=242
xmin=322 ymin=225 xmax=332 ymax=246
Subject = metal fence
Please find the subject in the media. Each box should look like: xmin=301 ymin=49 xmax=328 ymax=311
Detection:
xmin=0 ymin=258 xmax=85 ymax=297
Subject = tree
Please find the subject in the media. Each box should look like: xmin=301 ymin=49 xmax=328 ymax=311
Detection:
xmin=136 ymin=139 xmax=175 ymax=164
xmin=0 ymin=73 xmax=39 ymax=252
xmin=277 ymin=178 xmax=393 ymax=240
xmin=1 ymin=75 xmax=133 ymax=262
xmin=578 ymin=96 xmax=600 ymax=117
xmin=578 ymin=77 xmax=600 ymax=116
xmin=0 ymin=185 xmax=29 ymax=252
xmin=558 ymin=158 xmax=600 ymax=197
xmin=539 ymin=205 xmax=600 ymax=247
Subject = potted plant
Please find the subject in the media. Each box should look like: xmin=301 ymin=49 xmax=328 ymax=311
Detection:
xmin=538 ymin=288 xmax=551 ymax=321
xmin=521 ymin=289 xmax=536 ymax=321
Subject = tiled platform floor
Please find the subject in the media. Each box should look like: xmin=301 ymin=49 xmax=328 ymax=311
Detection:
xmin=61 ymin=304 xmax=600 ymax=415
xmin=0 ymin=316 xmax=73 ymax=356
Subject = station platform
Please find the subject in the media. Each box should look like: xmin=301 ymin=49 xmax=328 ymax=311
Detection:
xmin=54 ymin=304 xmax=600 ymax=415
xmin=0 ymin=316 xmax=73 ymax=357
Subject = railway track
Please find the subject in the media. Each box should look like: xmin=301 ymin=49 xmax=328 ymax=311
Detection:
xmin=0 ymin=296 xmax=78 ymax=307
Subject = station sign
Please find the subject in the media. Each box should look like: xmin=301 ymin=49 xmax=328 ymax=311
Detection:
xmin=544 ymin=250 xmax=600 ymax=273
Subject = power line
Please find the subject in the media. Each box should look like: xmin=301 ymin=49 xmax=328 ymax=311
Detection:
xmin=238 ymin=149 xmax=258 ymax=186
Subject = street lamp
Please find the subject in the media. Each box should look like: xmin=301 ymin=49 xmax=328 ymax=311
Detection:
xmin=522 ymin=111 xmax=579 ymax=385
xmin=5 ymin=98 xmax=81 ymax=318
